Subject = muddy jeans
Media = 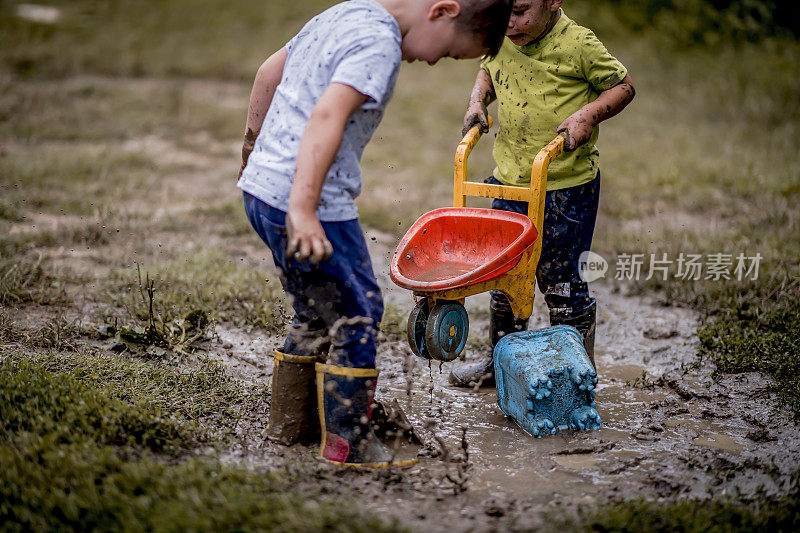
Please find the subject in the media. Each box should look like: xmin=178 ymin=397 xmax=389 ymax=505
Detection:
xmin=487 ymin=172 xmax=600 ymax=318
xmin=243 ymin=192 xmax=383 ymax=368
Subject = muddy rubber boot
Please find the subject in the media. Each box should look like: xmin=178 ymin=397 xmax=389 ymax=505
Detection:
xmin=316 ymin=363 xmax=417 ymax=468
xmin=449 ymin=294 xmax=528 ymax=388
xmin=550 ymin=300 xmax=596 ymax=368
xmin=266 ymin=351 xmax=322 ymax=446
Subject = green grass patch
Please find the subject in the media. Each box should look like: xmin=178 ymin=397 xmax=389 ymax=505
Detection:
xmin=0 ymin=0 xmax=335 ymax=79
xmin=0 ymin=143 xmax=159 ymax=216
xmin=0 ymin=200 xmax=23 ymax=222
xmin=0 ymin=441 xmax=402 ymax=533
xmin=0 ymin=347 xmax=400 ymax=532
xmin=26 ymin=350 xmax=265 ymax=431
xmin=106 ymin=247 xmax=288 ymax=336
xmin=0 ymin=314 xmax=83 ymax=352
xmin=190 ymin=199 xmax=253 ymax=237
xmin=698 ymin=289 xmax=800 ymax=415
xmin=0 ymin=355 xmax=205 ymax=454
xmin=0 ymin=254 xmax=67 ymax=306
xmin=0 ymin=77 xmax=244 ymax=144
xmin=547 ymin=477 xmax=800 ymax=532
xmin=0 ymin=223 xmax=111 ymax=257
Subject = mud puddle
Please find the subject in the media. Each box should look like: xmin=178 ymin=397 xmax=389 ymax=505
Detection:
xmin=206 ymin=237 xmax=800 ymax=531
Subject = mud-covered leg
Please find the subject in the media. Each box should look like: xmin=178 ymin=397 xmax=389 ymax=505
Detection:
xmin=535 ymin=174 xmax=601 ymax=369
xmin=316 ymin=363 xmax=417 ymax=468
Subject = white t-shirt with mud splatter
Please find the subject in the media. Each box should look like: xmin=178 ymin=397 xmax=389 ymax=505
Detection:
xmin=237 ymin=0 xmax=402 ymax=221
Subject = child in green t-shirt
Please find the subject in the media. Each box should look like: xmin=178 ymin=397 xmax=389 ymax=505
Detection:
xmin=450 ymin=0 xmax=635 ymax=388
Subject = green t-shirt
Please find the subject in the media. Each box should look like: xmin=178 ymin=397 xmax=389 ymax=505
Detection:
xmin=481 ymin=10 xmax=627 ymax=190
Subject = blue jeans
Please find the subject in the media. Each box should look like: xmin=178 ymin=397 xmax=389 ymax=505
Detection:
xmin=487 ymin=173 xmax=600 ymax=318
xmin=243 ymin=192 xmax=383 ymax=368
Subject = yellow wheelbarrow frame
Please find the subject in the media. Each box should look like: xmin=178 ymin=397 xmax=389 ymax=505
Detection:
xmin=412 ymin=120 xmax=566 ymax=321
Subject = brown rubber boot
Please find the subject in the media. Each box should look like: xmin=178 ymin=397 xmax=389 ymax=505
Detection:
xmin=266 ymin=350 xmax=323 ymax=445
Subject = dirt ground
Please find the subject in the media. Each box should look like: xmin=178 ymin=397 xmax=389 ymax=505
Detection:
xmin=5 ymin=73 xmax=798 ymax=530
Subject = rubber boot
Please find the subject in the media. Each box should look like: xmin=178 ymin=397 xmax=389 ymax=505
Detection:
xmin=449 ymin=294 xmax=528 ymax=388
xmin=266 ymin=350 xmax=322 ymax=446
xmin=316 ymin=363 xmax=417 ymax=468
xmin=550 ymin=300 xmax=596 ymax=368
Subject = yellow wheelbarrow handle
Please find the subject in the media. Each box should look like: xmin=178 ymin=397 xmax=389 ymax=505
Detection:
xmin=453 ymin=117 xmax=566 ymax=238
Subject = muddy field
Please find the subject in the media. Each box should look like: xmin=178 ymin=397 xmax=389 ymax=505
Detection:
xmin=1 ymin=71 xmax=797 ymax=529
xmin=1 ymin=72 xmax=798 ymax=529
xmin=3 ymin=1 xmax=799 ymax=529
xmin=212 ymin=233 xmax=800 ymax=531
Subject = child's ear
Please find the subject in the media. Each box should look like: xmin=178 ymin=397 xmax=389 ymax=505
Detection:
xmin=551 ymin=0 xmax=564 ymax=12
xmin=429 ymin=0 xmax=461 ymax=21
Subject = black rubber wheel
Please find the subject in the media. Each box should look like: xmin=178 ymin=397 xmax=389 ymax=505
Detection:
xmin=406 ymin=298 xmax=432 ymax=359
xmin=425 ymin=300 xmax=469 ymax=362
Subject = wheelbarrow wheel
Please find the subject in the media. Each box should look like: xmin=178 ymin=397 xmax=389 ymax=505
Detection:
xmin=425 ymin=300 xmax=469 ymax=362
xmin=407 ymin=298 xmax=432 ymax=359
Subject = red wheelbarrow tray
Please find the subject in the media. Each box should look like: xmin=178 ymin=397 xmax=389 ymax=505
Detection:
xmin=390 ymin=206 xmax=539 ymax=292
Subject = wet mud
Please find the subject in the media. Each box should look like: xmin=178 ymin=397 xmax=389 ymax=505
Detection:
xmin=211 ymin=233 xmax=800 ymax=531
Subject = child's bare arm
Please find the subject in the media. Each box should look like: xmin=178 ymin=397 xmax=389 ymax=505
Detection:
xmin=239 ymin=48 xmax=288 ymax=177
xmin=463 ymin=69 xmax=496 ymax=137
xmin=286 ymin=83 xmax=368 ymax=264
xmin=557 ymin=74 xmax=635 ymax=151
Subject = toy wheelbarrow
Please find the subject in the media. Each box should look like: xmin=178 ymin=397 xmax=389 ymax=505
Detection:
xmin=390 ymin=120 xmax=566 ymax=361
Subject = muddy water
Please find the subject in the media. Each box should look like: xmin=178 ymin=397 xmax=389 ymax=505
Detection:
xmin=211 ymin=235 xmax=799 ymax=530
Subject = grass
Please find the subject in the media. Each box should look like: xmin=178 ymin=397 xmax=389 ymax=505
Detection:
xmin=0 ymin=347 xmax=401 ymax=532
xmin=0 ymin=355 xmax=202 ymax=453
xmin=106 ymin=247 xmax=288 ymax=337
xmin=1 ymin=444 xmax=403 ymax=533
xmin=0 ymin=0 xmax=335 ymax=79
xmin=190 ymin=199 xmax=254 ymax=237
xmin=7 ymin=315 xmax=84 ymax=351
xmin=0 ymin=318 xmax=263 ymax=434
xmin=0 ymin=254 xmax=67 ymax=306
xmin=1 ymin=223 xmax=110 ymax=257
xmin=0 ymin=142 xmax=160 ymax=217
xmin=543 ymin=476 xmax=800 ymax=533
xmin=699 ymin=291 xmax=800 ymax=415
xmin=0 ymin=77 xmax=244 ymax=143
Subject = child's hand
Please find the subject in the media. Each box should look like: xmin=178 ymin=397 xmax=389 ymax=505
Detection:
xmin=238 ymin=128 xmax=257 ymax=180
xmin=286 ymin=209 xmax=334 ymax=265
xmin=557 ymin=111 xmax=594 ymax=151
xmin=462 ymin=102 xmax=489 ymax=138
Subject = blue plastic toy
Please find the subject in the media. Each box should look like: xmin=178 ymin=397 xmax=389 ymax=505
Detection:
xmin=494 ymin=325 xmax=600 ymax=437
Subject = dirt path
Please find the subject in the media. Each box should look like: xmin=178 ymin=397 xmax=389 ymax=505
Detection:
xmin=213 ymin=231 xmax=800 ymax=531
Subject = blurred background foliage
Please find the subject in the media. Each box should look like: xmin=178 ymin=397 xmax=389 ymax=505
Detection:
xmin=1 ymin=0 xmax=797 ymax=80
xmin=595 ymin=0 xmax=800 ymax=43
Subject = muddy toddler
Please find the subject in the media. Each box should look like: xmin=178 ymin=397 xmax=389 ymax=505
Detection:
xmin=237 ymin=0 xmax=513 ymax=467
xmin=449 ymin=0 xmax=635 ymax=388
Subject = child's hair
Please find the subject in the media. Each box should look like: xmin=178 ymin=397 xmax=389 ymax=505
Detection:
xmin=457 ymin=0 xmax=513 ymax=58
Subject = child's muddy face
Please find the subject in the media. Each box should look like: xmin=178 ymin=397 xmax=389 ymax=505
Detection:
xmin=506 ymin=0 xmax=562 ymax=47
